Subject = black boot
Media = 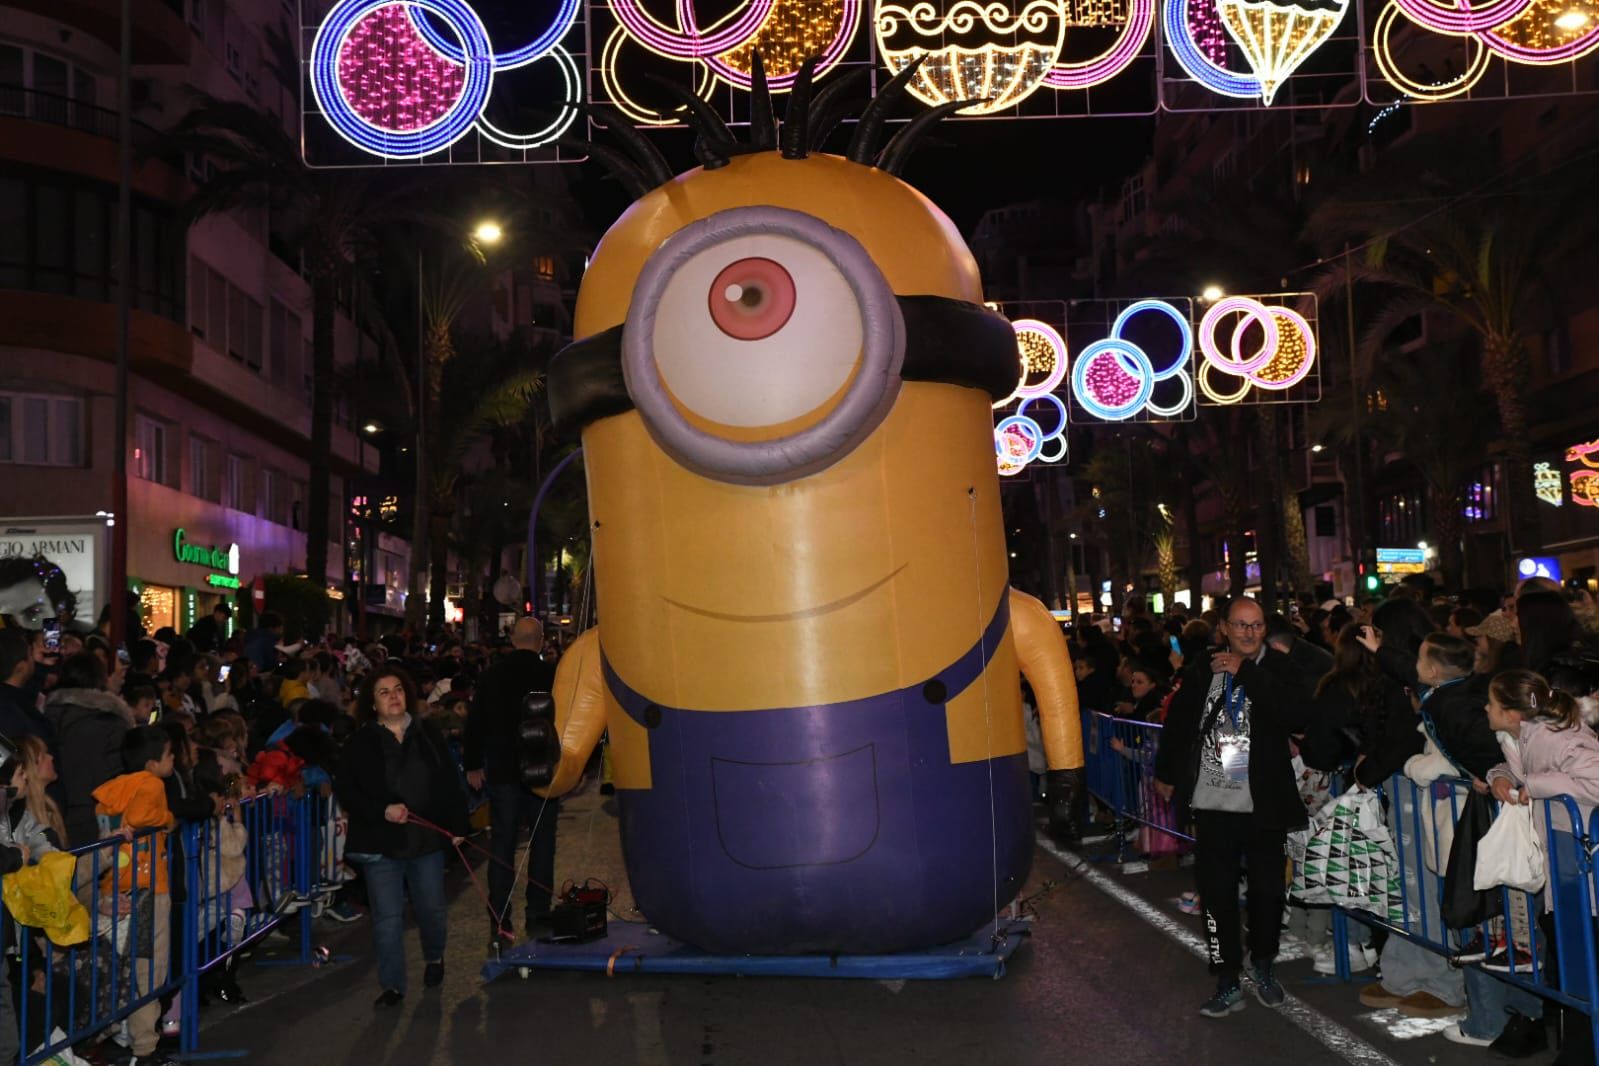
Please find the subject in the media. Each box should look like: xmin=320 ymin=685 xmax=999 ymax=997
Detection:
xmin=1553 ymin=1004 xmax=1594 ymax=1066
xmin=1490 ymin=1009 xmax=1549 ymax=1058
xmin=1044 ymin=768 xmax=1085 ymax=848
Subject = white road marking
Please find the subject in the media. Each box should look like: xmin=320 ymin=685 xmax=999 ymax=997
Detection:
xmin=1036 ymin=835 xmax=1404 ymax=1066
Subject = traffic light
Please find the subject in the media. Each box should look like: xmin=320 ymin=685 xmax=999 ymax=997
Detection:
xmin=1364 ymin=572 xmax=1381 ymax=593
xmin=518 ymin=692 xmax=560 ymax=790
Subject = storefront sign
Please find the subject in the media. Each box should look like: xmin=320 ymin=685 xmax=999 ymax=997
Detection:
xmin=1375 ymin=547 xmax=1427 ymax=576
xmin=1517 ymin=556 xmax=1562 ymax=581
xmin=172 ymin=528 xmax=241 ymax=589
xmin=0 ymin=517 xmax=108 ymax=628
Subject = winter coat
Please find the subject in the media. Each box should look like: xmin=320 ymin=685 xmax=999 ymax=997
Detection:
xmin=1154 ymin=648 xmax=1316 ymax=832
xmin=464 ymin=650 xmax=556 ymax=787
xmin=1487 ymin=718 xmax=1599 ymax=837
xmin=1299 ymin=677 xmax=1420 ymax=787
xmin=1403 ymin=675 xmax=1500 ymax=784
xmin=337 ymin=716 xmax=468 ymax=859
xmin=44 ymin=688 xmax=132 ymax=849
xmin=92 ymin=771 xmax=172 ymax=894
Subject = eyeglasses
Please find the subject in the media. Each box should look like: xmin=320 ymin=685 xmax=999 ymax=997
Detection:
xmin=1229 ymin=621 xmax=1266 ymax=633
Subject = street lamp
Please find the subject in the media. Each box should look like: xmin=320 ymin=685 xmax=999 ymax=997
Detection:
xmin=1201 ymin=284 xmax=1225 ymax=303
xmin=362 ymin=422 xmax=381 ymax=435
xmin=1556 ymin=9 xmax=1590 ymax=28
xmin=472 ymin=220 xmax=504 ymax=246
xmin=1311 ymin=443 xmax=1324 ymax=453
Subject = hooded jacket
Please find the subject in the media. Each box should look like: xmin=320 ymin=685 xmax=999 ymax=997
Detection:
xmin=93 ymin=770 xmax=172 ymax=894
xmin=44 ymin=688 xmax=132 ymax=849
xmin=1402 ymin=675 xmax=1500 ymax=784
xmin=1487 ymin=715 xmax=1599 ymax=837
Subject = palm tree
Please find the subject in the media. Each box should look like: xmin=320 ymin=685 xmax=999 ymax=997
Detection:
xmin=1308 ymin=134 xmax=1596 ymax=555
xmin=172 ymin=94 xmax=424 ymax=600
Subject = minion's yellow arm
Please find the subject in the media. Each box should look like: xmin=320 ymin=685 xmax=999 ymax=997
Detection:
xmin=536 ymin=627 xmax=608 ymax=799
xmin=1008 ymin=588 xmax=1083 ymax=771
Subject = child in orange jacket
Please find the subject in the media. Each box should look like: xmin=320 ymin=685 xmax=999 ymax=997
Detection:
xmin=92 ymin=726 xmax=175 ymax=1065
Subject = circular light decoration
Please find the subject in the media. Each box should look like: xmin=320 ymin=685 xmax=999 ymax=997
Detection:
xmin=876 ymin=0 xmax=1072 ymax=114
xmin=1073 ymin=338 xmax=1156 ymax=420
xmin=407 ymin=0 xmax=580 ymax=68
xmin=1042 ymin=0 xmax=1155 ymax=88
xmin=1067 ymin=299 xmax=1195 ymax=421
xmin=1196 ymin=296 xmax=1318 ymax=403
xmin=1166 ymin=0 xmax=1349 ymax=105
xmin=993 ymin=395 xmax=1068 ymax=476
xmin=1371 ymin=0 xmax=1599 ymax=100
xmin=995 ymin=318 xmax=1069 ymax=408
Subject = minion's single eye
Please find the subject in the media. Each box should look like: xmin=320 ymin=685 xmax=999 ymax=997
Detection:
xmin=649 ymin=233 xmax=865 ymax=428
xmin=623 ymin=207 xmax=905 ymax=484
xmin=708 ymin=258 xmax=796 ymax=341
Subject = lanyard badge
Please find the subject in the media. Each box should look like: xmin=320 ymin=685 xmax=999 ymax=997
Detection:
xmin=1216 ymin=675 xmax=1250 ymax=783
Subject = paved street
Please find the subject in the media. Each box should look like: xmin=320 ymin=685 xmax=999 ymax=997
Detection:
xmin=196 ymin=791 xmax=1562 ymax=1066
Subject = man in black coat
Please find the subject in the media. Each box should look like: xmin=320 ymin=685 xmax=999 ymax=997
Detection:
xmin=186 ymin=602 xmax=231 ymax=655
xmin=464 ymin=617 xmax=557 ymax=949
xmin=1155 ymin=596 xmax=1314 ymax=1018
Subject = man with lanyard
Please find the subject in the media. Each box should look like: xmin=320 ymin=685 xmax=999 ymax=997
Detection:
xmin=1155 ymin=596 xmax=1313 ymax=1017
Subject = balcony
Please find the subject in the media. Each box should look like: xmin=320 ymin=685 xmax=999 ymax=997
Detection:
xmin=6 ymin=0 xmax=189 ymax=65
xmin=0 ymin=86 xmax=179 ymax=201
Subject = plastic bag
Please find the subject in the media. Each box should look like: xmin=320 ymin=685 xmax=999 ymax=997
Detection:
xmin=1291 ymin=786 xmax=1403 ymax=920
xmin=1474 ymin=800 xmax=1547 ymax=894
xmin=2 ymin=852 xmax=90 ymax=946
xmin=1442 ymin=790 xmax=1503 ymax=929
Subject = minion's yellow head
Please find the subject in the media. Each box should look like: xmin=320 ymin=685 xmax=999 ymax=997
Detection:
xmin=548 ymin=67 xmax=1022 ymax=715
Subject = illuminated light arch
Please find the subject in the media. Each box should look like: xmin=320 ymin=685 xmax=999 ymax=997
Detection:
xmin=682 ymin=0 xmax=863 ymax=90
xmin=1163 ymin=0 xmax=1264 ymax=98
xmin=600 ymin=23 xmax=718 ymax=125
xmin=310 ymin=0 xmax=495 ymax=158
xmin=1480 ymin=7 xmax=1599 ymax=61
xmin=1371 ymin=2 xmax=1491 ymax=99
xmin=406 ymin=0 xmax=580 ymax=68
xmin=993 ymin=318 xmax=1068 ymax=408
xmin=1388 ymin=0 xmax=1532 ymax=36
xmin=875 ymin=0 xmax=1071 ymax=114
xmin=1040 ymin=0 xmax=1155 ymax=88
xmin=1196 ymin=296 xmax=1318 ymax=402
xmin=1143 ymin=364 xmax=1194 ymax=417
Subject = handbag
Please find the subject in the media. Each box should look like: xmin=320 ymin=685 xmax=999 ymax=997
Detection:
xmin=1474 ymin=800 xmax=1546 ymax=894
xmin=1442 ymin=790 xmax=1503 ymax=928
xmin=1292 ymin=786 xmax=1403 ymax=921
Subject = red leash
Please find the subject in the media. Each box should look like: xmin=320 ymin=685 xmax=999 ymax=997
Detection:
xmin=404 ymin=812 xmax=564 ymax=938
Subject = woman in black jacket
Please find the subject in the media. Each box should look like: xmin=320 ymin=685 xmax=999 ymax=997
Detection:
xmin=1300 ymin=624 xmax=1420 ymax=787
xmin=336 ymin=666 xmax=468 ymax=1009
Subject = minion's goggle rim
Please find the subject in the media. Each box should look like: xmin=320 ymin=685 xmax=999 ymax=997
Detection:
xmin=547 ymin=293 xmax=1023 ymax=439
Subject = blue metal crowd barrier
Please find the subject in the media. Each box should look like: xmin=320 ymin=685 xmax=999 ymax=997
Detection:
xmin=6 ymin=792 xmax=331 ymax=1065
xmin=1082 ymin=710 xmax=1193 ymax=860
xmin=1322 ymin=773 xmax=1599 ymax=1053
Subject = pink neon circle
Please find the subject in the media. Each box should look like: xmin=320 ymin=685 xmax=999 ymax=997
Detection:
xmin=708 ymin=257 xmax=797 ymax=340
xmin=1042 ymin=0 xmax=1154 ymax=88
xmin=678 ymin=0 xmax=861 ymax=89
xmin=1391 ymin=0 xmax=1531 ymax=34
xmin=610 ymin=0 xmax=776 ymax=58
xmin=1013 ymin=319 xmax=1069 ymax=400
xmin=1242 ymin=308 xmax=1317 ymax=390
xmin=1200 ymin=298 xmax=1278 ymax=375
xmin=1480 ymin=18 xmax=1599 ymax=61
xmin=337 ymin=3 xmax=466 ymax=133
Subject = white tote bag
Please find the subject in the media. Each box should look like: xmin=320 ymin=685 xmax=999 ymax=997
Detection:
xmin=1473 ymin=801 xmax=1546 ymax=894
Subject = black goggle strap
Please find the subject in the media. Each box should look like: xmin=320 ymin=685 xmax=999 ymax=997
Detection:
xmin=547 ymin=295 xmax=1022 ymax=437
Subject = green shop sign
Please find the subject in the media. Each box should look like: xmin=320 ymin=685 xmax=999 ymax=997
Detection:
xmin=172 ymin=528 xmax=241 ymax=589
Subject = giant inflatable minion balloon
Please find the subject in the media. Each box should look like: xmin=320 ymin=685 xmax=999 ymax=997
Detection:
xmin=541 ymin=57 xmax=1084 ymax=957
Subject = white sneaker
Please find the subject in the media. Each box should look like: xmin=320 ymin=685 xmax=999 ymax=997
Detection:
xmin=1312 ymin=943 xmax=1376 ymax=975
xmin=1442 ymin=1023 xmax=1493 ymax=1047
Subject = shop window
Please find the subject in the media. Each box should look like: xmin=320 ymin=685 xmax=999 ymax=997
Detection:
xmin=0 ymin=391 xmax=83 ymax=467
xmin=134 ymin=414 xmax=170 ymax=485
xmin=189 ymin=434 xmax=219 ymax=501
xmin=224 ymin=453 xmax=248 ymax=510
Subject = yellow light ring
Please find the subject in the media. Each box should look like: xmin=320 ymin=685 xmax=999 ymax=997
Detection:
xmin=877 ymin=42 xmax=1065 ymax=112
xmin=1197 ymin=358 xmax=1252 ymax=405
xmin=712 ymin=0 xmax=864 ymax=86
xmin=600 ymin=24 xmax=716 ymax=126
xmin=1372 ymin=1 xmax=1492 ymax=100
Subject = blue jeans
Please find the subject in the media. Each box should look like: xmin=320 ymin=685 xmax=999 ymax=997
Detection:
xmin=363 ymin=850 xmax=448 ymax=994
xmin=1461 ymin=966 xmax=1545 ymax=1039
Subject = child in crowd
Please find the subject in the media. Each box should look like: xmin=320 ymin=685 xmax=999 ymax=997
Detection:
xmin=92 ymin=726 xmax=177 ymax=1066
xmin=125 ymin=685 xmax=160 ymax=727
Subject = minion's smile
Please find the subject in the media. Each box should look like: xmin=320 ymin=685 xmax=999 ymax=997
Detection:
xmin=662 ymin=565 xmax=906 ymax=623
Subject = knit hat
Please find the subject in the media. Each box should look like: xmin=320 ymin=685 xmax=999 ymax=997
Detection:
xmin=1466 ymin=610 xmax=1516 ymax=644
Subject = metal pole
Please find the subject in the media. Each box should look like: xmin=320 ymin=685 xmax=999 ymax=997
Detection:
xmin=414 ymin=247 xmax=428 ymax=632
xmin=1345 ymin=244 xmax=1366 ymax=590
xmin=110 ymin=0 xmax=131 ymax=645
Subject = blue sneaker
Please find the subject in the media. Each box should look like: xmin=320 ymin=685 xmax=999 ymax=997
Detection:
xmin=1199 ymin=982 xmax=1246 ymax=1018
xmin=1251 ymin=962 xmax=1286 ymax=1008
